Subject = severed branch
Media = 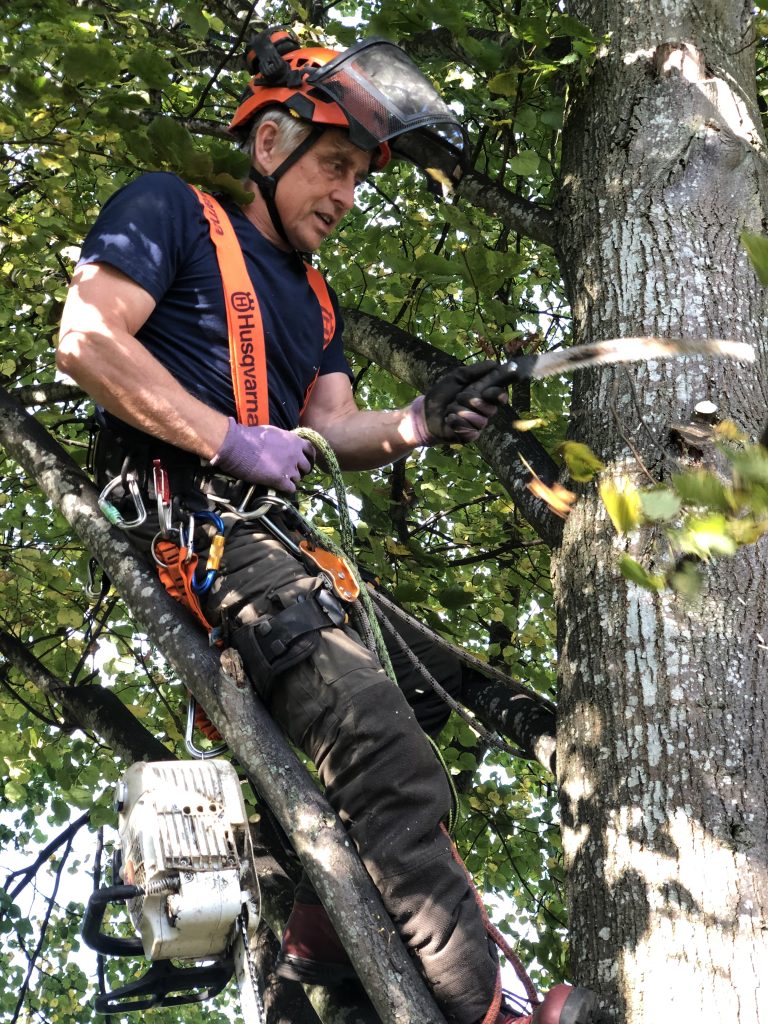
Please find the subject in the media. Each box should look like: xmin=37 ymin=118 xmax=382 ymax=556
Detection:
xmin=342 ymin=308 xmax=564 ymax=546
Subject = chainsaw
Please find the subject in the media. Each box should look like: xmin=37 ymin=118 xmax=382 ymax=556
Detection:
xmin=82 ymin=759 xmax=265 ymax=1020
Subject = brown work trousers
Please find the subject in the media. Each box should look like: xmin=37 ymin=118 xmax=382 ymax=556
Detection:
xmin=201 ymin=520 xmax=499 ymax=1024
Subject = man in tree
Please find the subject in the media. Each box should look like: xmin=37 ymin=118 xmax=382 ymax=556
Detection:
xmin=57 ymin=28 xmax=599 ymax=1024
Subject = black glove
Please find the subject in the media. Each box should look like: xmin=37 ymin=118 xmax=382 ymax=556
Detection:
xmin=421 ymin=361 xmax=509 ymax=443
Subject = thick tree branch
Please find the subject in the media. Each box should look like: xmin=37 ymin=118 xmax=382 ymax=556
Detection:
xmin=461 ymin=672 xmax=556 ymax=775
xmin=0 ymin=387 xmax=447 ymax=1024
xmin=341 ymin=309 xmax=564 ymax=547
xmin=0 ymin=629 xmax=172 ymax=763
xmin=12 ymin=383 xmax=87 ymax=407
xmin=457 ymin=169 xmax=558 ymax=247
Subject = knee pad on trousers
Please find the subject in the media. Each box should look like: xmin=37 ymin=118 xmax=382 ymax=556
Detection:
xmin=230 ymin=587 xmax=345 ymax=698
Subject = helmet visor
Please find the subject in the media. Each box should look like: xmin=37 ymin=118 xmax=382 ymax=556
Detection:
xmin=308 ymin=39 xmax=468 ymax=186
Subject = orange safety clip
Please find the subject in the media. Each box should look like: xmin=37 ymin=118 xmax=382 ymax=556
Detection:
xmin=299 ymin=540 xmax=360 ymax=603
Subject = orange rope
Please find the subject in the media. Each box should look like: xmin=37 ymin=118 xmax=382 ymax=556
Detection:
xmin=441 ymin=823 xmax=540 ymax=1020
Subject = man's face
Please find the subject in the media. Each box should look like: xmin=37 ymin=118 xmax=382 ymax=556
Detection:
xmin=268 ymin=128 xmax=373 ymax=252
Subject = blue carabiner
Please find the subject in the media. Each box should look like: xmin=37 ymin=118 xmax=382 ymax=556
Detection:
xmin=189 ymin=512 xmax=226 ymax=595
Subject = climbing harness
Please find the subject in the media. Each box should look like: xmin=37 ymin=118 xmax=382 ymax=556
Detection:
xmin=191 ymin=185 xmax=336 ymax=425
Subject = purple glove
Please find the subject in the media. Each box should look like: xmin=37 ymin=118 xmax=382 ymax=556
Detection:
xmin=412 ymin=362 xmax=509 ymax=444
xmin=210 ymin=418 xmax=316 ymax=493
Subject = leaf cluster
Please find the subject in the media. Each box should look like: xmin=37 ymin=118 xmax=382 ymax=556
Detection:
xmin=0 ymin=0 xmax=614 ymax=1013
xmin=595 ymin=425 xmax=768 ymax=597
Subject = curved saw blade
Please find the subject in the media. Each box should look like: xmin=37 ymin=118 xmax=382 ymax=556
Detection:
xmin=498 ymin=337 xmax=755 ymax=382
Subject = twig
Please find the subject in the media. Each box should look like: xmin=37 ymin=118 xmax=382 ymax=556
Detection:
xmin=608 ymin=400 xmax=658 ymax=484
xmin=185 ymin=1 xmax=257 ymax=119
xmin=3 ymin=810 xmax=91 ymax=902
xmin=10 ymin=830 xmax=77 ymax=1024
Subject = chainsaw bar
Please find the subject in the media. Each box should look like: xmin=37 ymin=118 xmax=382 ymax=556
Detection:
xmin=496 ymin=337 xmax=755 ymax=383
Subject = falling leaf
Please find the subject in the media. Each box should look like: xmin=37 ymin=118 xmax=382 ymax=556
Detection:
xmin=558 ymin=440 xmax=605 ymax=482
xmin=527 ymin=478 xmax=578 ymax=517
xmin=741 ymin=231 xmax=768 ymax=287
xmin=619 ymin=555 xmax=665 ymax=591
xmin=639 ymin=488 xmax=682 ymax=522
xmin=512 ymin=417 xmax=547 ymax=431
xmin=599 ymin=478 xmax=642 ymax=533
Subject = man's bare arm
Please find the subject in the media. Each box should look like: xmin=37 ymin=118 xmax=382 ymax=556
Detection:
xmin=57 ymin=262 xmax=228 ymax=459
xmin=300 ymin=372 xmax=424 ymax=470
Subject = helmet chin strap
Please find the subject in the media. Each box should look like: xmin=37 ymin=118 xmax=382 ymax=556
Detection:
xmin=248 ymin=124 xmax=325 ymax=253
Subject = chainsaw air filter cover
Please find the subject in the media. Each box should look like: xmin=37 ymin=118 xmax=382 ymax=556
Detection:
xmin=115 ymin=759 xmax=256 ymax=961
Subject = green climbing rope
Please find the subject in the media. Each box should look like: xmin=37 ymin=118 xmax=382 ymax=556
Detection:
xmin=295 ymin=427 xmax=459 ymax=832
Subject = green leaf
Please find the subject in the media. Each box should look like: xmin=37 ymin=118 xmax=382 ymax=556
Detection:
xmin=3 ymin=780 xmax=27 ymax=804
xmin=128 ymin=49 xmax=174 ymax=90
xmin=639 ymin=488 xmax=682 ymax=522
xmin=61 ymin=42 xmax=120 ymax=84
xmin=741 ymin=231 xmax=768 ymax=286
xmin=553 ymin=14 xmax=594 ymax=39
xmin=669 ymin=560 xmax=703 ymax=599
xmin=619 ymin=556 xmax=664 ymax=591
xmin=487 ymin=71 xmax=518 ymax=97
xmin=180 ymin=2 xmax=210 ymax=36
xmin=671 ymin=470 xmax=735 ymax=512
xmin=600 ymin=479 xmax=642 ymax=533
xmin=211 ymin=173 xmax=253 ymax=204
xmin=559 ymin=440 xmax=605 ymax=482
xmin=508 ymin=150 xmax=540 ymax=177
xmin=437 ymin=585 xmax=475 ymax=609
xmin=673 ymin=513 xmax=738 ymax=560
xmin=147 ymin=116 xmax=195 ymax=163
xmin=413 ymin=253 xmax=458 ymax=280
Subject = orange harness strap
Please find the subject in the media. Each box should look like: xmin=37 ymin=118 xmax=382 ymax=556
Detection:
xmin=191 ymin=186 xmax=270 ymax=426
xmin=154 ymin=539 xmax=215 ymax=633
xmin=155 ymin=538 xmax=224 ymax=742
xmin=301 ymin=264 xmax=336 ymax=414
xmin=190 ymin=185 xmax=337 ymax=426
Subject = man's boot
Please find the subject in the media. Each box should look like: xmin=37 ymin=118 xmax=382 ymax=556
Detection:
xmin=275 ymin=901 xmax=357 ymax=985
xmin=497 ymin=984 xmax=603 ymax=1024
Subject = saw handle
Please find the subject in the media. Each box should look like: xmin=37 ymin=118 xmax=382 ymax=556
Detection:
xmin=82 ymin=884 xmax=145 ymax=956
xmin=488 ymin=354 xmax=540 ymax=385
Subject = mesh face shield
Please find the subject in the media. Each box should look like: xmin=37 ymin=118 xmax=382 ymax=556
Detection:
xmin=306 ymin=39 xmax=469 ymax=188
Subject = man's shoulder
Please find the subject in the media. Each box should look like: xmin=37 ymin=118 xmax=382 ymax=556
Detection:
xmin=109 ymin=171 xmax=195 ymax=206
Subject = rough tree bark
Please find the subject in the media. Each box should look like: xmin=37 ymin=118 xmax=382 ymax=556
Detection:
xmin=553 ymin=1 xmax=768 ymax=1020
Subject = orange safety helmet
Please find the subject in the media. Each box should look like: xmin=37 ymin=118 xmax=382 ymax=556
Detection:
xmin=231 ymin=28 xmax=468 ymax=189
xmin=231 ymin=30 xmax=390 ymax=170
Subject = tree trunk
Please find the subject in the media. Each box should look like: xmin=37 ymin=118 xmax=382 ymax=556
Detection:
xmin=553 ymin=1 xmax=768 ymax=1020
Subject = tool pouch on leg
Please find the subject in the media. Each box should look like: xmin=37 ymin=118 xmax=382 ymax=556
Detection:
xmin=230 ymin=589 xmax=344 ymax=699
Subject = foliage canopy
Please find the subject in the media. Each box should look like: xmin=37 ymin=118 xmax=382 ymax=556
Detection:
xmin=2 ymin=0 xmax=767 ymax=1020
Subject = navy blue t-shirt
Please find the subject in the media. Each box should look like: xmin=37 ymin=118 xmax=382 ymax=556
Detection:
xmin=78 ymin=172 xmax=351 ymax=433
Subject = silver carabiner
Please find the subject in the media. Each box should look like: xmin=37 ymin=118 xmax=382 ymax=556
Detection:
xmin=97 ymin=474 xmax=147 ymax=530
xmin=182 ymin=512 xmax=196 ymax=562
xmin=150 ymin=527 xmax=182 ymax=567
xmin=185 ymin=694 xmax=228 ymax=760
xmin=152 ymin=460 xmax=173 ymax=537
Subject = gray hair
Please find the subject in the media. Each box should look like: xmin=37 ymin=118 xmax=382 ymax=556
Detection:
xmin=240 ymin=106 xmax=313 ymax=166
